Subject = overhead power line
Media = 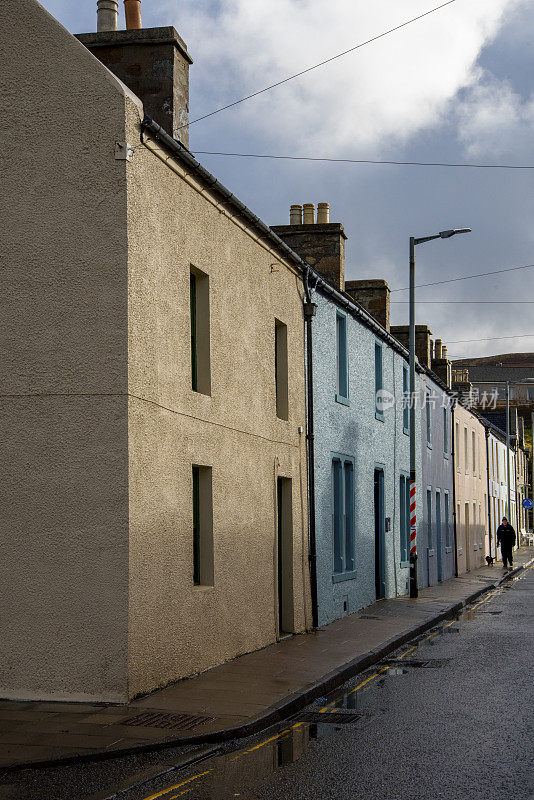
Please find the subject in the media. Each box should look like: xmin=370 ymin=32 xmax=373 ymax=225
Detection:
xmin=184 ymin=0 xmax=458 ymax=130
xmin=447 ymin=334 xmax=534 ymax=344
xmin=391 ymin=300 xmax=534 ymax=304
xmin=390 ymin=263 xmax=534 ymax=292
xmin=194 ymin=151 xmax=534 ymax=170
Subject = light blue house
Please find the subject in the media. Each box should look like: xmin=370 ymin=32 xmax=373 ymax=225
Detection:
xmin=272 ymin=206 xmax=422 ymax=625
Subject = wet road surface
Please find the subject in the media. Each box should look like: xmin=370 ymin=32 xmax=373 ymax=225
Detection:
xmin=2 ymin=564 xmax=533 ymax=800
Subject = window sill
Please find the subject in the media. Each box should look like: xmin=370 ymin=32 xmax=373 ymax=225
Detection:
xmin=193 ymin=584 xmax=215 ymax=591
xmin=332 ymin=570 xmax=357 ymax=584
xmin=427 ymin=442 xmax=432 ymax=450
xmin=444 ymin=452 xmax=449 ymax=460
xmin=335 ymin=394 xmax=350 ymax=406
xmin=375 ymin=411 xmax=385 ymax=422
xmin=445 ymin=546 xmax=452 ymax=554
xmin=403 ymin=426 xmax=409 ymax=436
xmin=428 ymin=549 xmax=435 ymax=557
xmin=400 ymin=560 xmax=410 ymax=569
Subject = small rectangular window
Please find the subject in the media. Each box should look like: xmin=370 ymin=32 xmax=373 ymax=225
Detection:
xmin=455 ymin=421 xmax=460 ymax=471
xmin=375 ymin=342 xmax=383 ymax=419
xmin=336 ymin=313 xmax=349 ymax=403
xmin=275 ymin=319 xmax=289 ymax=420
xmin=427 ymin=488 xmax=433 ymax=548
xmin=190 ymin=266 xmax=211 ymax=395
xmin=192 ymin=465 xmax=214 ymax=586
xmin=464 ymin=427 xmax=468 ymax=473
xmin=472 ymin=431 xmax=476 ymax=474
xmin=443 ymin=407 xmax=448 ymax=454
xmin=444 ymin=491 xmax=451 ymax=548
xmin=425 ymin=389 xmax=432 ymax=446
xmin=403 ymin=365 xmax=409 ymax=433
xmin=332 ymin=456 xmax=355 ymax=574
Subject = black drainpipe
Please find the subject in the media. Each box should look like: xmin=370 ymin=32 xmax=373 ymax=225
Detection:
xmin=303 ymin=268 xmax=319 ymax=629
xmin=485 ymin=428 xmax=493 ymax=559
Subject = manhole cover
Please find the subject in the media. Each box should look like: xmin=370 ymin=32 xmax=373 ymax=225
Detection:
xmin=122 ymin=712 xmax=214 ymax=730
xmin=293 ymin=712 xmax=368 ymax=724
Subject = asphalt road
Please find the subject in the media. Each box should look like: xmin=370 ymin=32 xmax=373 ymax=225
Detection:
xmin=2 ymin=564 xmax=533 ymax=800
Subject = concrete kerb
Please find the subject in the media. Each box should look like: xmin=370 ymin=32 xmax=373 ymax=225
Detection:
xmin=3 ymin=559 xmax=533 ymax=775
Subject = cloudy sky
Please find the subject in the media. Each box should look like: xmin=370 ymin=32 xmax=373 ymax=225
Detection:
xmin=42 ymin=0 xmax=534 ymax=359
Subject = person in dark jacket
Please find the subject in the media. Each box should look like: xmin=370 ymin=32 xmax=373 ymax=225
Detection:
xmin=496 ymin=517 xmax=516 ymax=569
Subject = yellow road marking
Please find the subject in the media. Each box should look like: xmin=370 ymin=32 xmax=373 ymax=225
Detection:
xmin=230 ymin=723 xmax=305 ymax=762
xmin=141 ymin=769 xmax=213 ymax=800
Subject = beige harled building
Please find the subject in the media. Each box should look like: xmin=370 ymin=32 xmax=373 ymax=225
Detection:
xmin=1 ymin=0 xmax=311 ymax=702
xmin=452 ymin=404 xmax=488 ymax=575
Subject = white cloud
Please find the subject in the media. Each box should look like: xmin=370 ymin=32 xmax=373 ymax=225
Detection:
xmin=456 ymin=75 xmax=534 ymax=157
xmin=162 ymin=0 xmax=520 ymax=154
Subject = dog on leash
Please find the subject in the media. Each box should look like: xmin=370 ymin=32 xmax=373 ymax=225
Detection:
xmin=485 ymin=555 xmax=494 ymax=566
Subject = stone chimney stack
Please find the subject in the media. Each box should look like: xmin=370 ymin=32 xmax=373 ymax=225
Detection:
xmin=77 ymin=6 xmax=193 ymax=148
xmin=431 ymin=338 xmax=452 ymax=387
xmin=344 ymin=280 xmax=391 ymax=332
xmin=271 ymin=203 xmax=347 ymax=291
xmin=390 ymin=324 xmax=433 ymax=368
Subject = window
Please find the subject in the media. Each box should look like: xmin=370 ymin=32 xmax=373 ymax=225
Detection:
xmin=275 ymin=319 xmax=289 ymax=420
xmin=427 ymin=489 xmax=433 ymax=548
xmin=455 ymin=421 xmax=460 ymax=471
xmin=444 ymin=491 xmax=451 ymax=548
xmin=403 ymin=365 xmax=409 ymax=433
xmin=336 ymin=313 xmax=349 ymax=403
xmin=192 ymin=465 xmax=214 ymax=586
xmin=425 ymin=389 xmax=432 ymax=446
xmin=400 ymin=475 xmax=410 ymax=563
xmin=375 ymin=341 xmax=383 ymax=419
xmin=190 ymin=266 xmax=211 ymax=395
xmin=443 ymin=407 xmax=448 ymax=455
xmin=472 ymin=431 xmax=476 ymax=474
xmin=464 ymin=427 xmax=468 ymax=473
xmin=332 ymin=456 xmax=355 ymax=575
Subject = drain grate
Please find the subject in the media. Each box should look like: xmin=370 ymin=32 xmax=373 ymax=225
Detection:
xmin=382 ymin=658 xmax=451 ymax=669
xmin=122 ymin=711 xmax=214 ymax=730
xmin=293 ymin=711 xmax=367 ymax=725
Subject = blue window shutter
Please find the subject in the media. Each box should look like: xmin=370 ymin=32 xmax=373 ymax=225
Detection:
xmin=344 ymin=461 xmax=354 ymax=572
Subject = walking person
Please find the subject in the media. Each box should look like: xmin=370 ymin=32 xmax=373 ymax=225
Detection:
xmin=497 ymin=517 xmax=516 ymax=570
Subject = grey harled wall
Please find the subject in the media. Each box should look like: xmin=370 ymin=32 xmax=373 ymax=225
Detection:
xmin=420 ymin=375 xmax=455 ymax=588
xmin=310 ymin=290 xmax=422 ymax=626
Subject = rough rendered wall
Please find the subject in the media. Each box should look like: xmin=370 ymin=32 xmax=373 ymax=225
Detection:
xmin=453 ymin=405 xmax=487 ymax=576
xmin=420 ymin=377 xmax=455 ymax=588
xmin=125 ymin=114 xmax=310 ymax=697
xmin=0 ymin=0 xmax=135 ymax=701
xmin=311 ymin=294 xmax=416 ymax=626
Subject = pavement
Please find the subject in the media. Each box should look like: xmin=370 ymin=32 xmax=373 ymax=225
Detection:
xmin=1 ymin=549 xmax=532 ymax=774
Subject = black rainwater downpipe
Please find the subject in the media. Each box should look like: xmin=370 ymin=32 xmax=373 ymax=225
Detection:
xmin=303 ymin=269 xmax=319 ymax=629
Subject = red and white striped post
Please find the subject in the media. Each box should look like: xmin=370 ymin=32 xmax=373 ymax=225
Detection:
xmin=410 ymin=481 xmax=417 ymax=556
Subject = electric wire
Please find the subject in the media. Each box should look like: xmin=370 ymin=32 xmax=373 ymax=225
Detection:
xmin=181 ymin=0 xmax=459 ymax=130
xmin=391 ymin=300 xmax=534 ymax=304
xmin=390 ymin=263 xmax=534 ymax=292
xmin=447 ymin=334 xmax=534 ymax=344
xmin=193 ymin=151 xmax=534 ymax=170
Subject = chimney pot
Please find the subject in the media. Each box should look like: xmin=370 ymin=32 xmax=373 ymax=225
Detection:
xmin=97 ymin=0 xmax=118 ymax=31
xmin=317 ymin=202 xmax=330 ymax=224
xmin=302 ymin=203 xmax=315 ymax=225
xmin=442 ymin=345 xmax=448 ymax=358
xmin=290 ymin=205 xmax=302 ymax=225
xmin=124 ymin=0 xmax=142 ymax=29
xmin=435 ymin=339 xmax=443 ymax=359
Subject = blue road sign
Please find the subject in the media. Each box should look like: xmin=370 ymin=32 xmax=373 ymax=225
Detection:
xmin=522 ymin=498 xmax=533 ymax=510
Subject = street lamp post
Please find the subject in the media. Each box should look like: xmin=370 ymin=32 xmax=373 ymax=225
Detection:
xmin=409 ymin=228 xmax=471 ymax=599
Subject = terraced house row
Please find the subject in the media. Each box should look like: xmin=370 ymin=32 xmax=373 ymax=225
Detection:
xmin=1 ymin=0 xmax=530 ymax=703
